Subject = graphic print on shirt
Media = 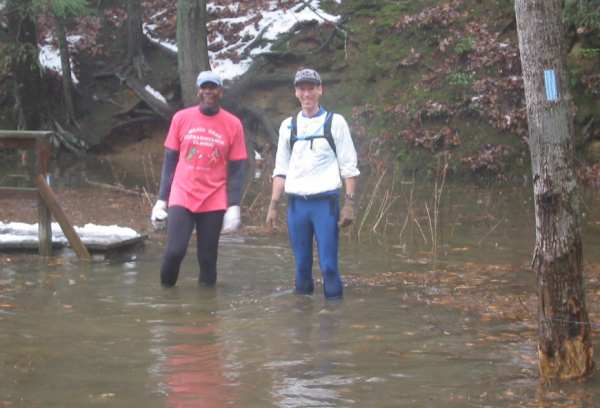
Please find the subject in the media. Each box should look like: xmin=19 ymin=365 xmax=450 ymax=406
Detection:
xmin=186 ymin=146 xmax=198 ymax=161
xmin=182 ymin=126 xmax=226 ymax=171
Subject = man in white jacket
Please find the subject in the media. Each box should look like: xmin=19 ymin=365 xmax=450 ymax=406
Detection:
xmin=266 ymin=68 xmax=359 ymax=299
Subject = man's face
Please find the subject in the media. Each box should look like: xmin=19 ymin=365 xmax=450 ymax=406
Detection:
xmin=294 ymin=82 xmax=322 ymax=112
xmin=197 ymin=83 xmax=223 ymax=109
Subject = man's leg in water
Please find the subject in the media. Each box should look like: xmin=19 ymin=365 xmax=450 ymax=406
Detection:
xmin=195 ymin=210 xmax=225 ymax=286
xmin=160 ymin=206 xmax=195 ymax=286
xmin=313 ymin=196 xmax=342 ymax=299
xmin=287 ymin=197 xmax=315 ymax=295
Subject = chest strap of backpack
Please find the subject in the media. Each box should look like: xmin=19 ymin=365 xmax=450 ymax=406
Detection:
xmin=290 ymin=111 xmax=336 ymax=156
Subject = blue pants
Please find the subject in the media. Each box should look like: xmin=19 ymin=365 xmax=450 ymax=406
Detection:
xmin=287 ymin=192 xmax=343 ymax=298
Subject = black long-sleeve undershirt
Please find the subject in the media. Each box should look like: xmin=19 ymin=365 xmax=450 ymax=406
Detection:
xmin=158 ymin=148 xmax=178 ymax=201
xmin=227 ymin=160 xmax=245 ymax=206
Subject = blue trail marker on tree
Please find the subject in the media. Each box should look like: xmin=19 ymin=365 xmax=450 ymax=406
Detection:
xmin=544 ymin=69 xmax=559 ymax=101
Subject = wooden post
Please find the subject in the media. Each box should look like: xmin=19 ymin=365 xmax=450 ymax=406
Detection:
xmin=35 ymin=174 xmax=91 ymax=261
xmin=36 ymin=137 xmax=52 ymax=256
xmin=37 ymin=193 xmax=52 ymax=256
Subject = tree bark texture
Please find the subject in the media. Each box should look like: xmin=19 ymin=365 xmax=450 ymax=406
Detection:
xmin=54 ymin=12 xmax=76 ymax=124
xmin=7 ymin=0 xmax=43 ymax=130
xmin=176 ymin=0 xmax=210 ymax=107
xmin=127 ymin=0 xmax=146 ymax=77
xmin=515 ymin=0 xmax=594 ymax=381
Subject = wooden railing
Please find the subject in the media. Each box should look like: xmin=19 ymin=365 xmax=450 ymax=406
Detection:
xmin=0 ymin=130 xmax=90 ymax=260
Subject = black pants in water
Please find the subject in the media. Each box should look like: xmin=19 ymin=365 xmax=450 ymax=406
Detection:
xmin=160 ymin=206 xmax=225 ymax=287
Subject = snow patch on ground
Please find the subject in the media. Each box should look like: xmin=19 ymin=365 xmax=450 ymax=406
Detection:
xmin=143 ymin=0 xmax=339 ymax=81
xmin=38 ymin=35 xmax=82 ymax=84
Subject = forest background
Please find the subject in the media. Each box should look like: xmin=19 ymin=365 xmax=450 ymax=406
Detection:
xmin=1 ymin=0 xmax=600 ymax=212
xmin=2 ymin=0 xmax=600 ymax=248
xmin=3 ymin=0 xmax=600 ymax=226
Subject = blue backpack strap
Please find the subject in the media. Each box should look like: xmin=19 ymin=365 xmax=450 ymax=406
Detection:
xmin=289 ymin=110 xmax=336 ymax=156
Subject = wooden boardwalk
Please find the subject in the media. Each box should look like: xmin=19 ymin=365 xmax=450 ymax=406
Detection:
xmin=0 ymin=222 xmax=146 ymax=253
xmin=0 ymin=234 xmax=146 ymax=252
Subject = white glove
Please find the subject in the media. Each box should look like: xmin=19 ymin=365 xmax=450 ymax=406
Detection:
xmin=222 ymin=205 xmax=241 ymax=233
xmin=151 ymin=200 xmax=168 ymax=228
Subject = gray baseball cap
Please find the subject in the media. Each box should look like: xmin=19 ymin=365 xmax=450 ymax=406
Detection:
xmin=196 ymin=71 xmax=223 ymax=88
xmin=294 ymin=68 xmax=321 ymax=86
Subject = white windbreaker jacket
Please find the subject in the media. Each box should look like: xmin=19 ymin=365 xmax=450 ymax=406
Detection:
xmin=273 ymin=110 xmax=360 ymax=196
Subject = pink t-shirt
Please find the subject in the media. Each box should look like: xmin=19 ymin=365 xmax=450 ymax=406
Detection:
xmin=164 ymin=107 xmax=247 ymax=213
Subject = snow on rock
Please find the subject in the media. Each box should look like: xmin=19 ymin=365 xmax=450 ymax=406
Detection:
xmin=144 ymin=85 xmax=167 ymax=104
xmin=38 ymin=1 xmax=341 ymax=88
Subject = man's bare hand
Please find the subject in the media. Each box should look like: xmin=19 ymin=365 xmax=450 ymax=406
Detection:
xmin=265 ymin=200 xmax=279 ymax=231
xmin=339 ymin=198 xmax=355 ymax=228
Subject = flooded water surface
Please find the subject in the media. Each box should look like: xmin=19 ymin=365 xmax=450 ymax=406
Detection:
xmin=2 ymin=185 xmax=600 ymax=407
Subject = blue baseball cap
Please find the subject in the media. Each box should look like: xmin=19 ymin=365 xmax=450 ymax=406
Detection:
xmin=196 ymin=71 xmax=223 ymax=88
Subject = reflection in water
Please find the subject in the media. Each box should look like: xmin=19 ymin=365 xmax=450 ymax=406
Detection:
xmin=164 ymin=331 xmax=231 ymax=407
xmin=266 ymin=298 xmax=356 ymax=407
xmin=150 ymin=322 xmax=236 ymax=408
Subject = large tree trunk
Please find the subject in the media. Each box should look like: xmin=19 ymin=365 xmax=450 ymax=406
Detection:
xmin=54 ymin=12 xmax=77 ymax=125
xmin=127 ymin=0 xmax=147 ymax=78
xmin=515 ymin=0 xmax=594 ymax=382
xmin=176 ymin=0 xmax=210 ymax=107
xmin=6 ymin=0 xmax=43 ymax=130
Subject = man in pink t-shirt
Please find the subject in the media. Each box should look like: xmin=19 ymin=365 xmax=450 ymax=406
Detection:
xmin=151 ymin=71 xmax=247 ymax=287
